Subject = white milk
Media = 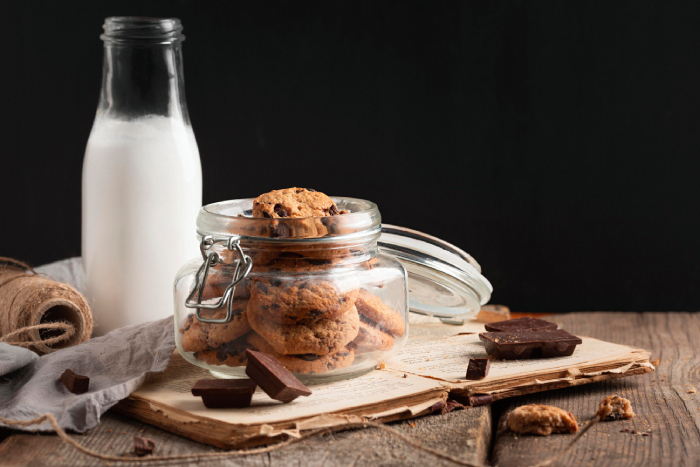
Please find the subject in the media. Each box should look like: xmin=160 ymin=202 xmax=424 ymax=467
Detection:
xmin=82 ymin=116 xmax=202 ymax=335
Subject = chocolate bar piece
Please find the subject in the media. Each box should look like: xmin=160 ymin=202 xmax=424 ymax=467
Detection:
xmin=59 ymin=369 xmax=89 ymax=394
xmin=133 ymin=436 xmax=156 ymax=456
xmin=479 ymin=329 xmax=582 ymax=360
xmin=191 ymin=379 xmax=257 ymax=408
xmin=484 ymin=317 xmax=558 ymax=333
xmin=465 ymin=358 xmax=490 ymax=380
xmin=245 ymin=350 xmax=312 ymax=403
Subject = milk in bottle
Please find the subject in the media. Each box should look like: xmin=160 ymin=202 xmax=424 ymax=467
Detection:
xmin=82 ymin=18 xmax=202 ymax=335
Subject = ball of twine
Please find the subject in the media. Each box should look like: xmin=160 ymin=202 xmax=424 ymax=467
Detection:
xmin=0 ymin=257 xmax=93 ymax=354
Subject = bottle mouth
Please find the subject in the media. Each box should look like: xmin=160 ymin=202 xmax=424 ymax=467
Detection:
xmin=101 ymin=17 xmax=185 ymax=44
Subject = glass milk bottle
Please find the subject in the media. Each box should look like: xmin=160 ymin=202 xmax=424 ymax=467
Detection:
xmin=82 ymin=17 xmax=202 ymax=335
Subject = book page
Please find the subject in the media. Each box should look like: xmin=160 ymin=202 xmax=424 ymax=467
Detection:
xmin=385 ymin=332 xmax=647 ymax=383
xmin=133 ymin=353 xmax=445 ymax=426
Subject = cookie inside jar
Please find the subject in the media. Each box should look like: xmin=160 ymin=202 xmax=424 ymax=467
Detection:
xmin=174 ymin=190 xmax=410 ymax=382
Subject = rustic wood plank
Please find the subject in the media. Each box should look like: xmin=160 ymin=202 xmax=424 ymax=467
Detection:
xmin=0 ymin=404 xmax=492 ymax=466
xmin=491 ymin=312 xmax=700 ymax=467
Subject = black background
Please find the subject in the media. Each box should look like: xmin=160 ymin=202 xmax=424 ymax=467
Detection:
xmin=1 ymin=1 xmax=698 ymax=312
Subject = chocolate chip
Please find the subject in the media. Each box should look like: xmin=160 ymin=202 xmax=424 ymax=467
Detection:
xmin=270 ymin=224 xmax=290 ymax=238
xmin=336 ymin=352 xmax=350 ymax=357
xmin=305 ymin=258 xmax=333 ymax=265
xmin=262 ymin=210 xmax=272 ymax=218
xmin=256 ymin=282 xmax=269 ymax=293
xmin=274 ymin=204 xmax=289 ymax=217
xmin=183 ymin=324 xmax=191 ymax=331
xmin=242 ymin=209 xmax=253 ymax=216
xmin=271 ymin=303 xmax=280 ymax=309
xmin=328 ymin=205 xmax=339 ymax=215
xmin=309 ymin=309 xmax=324 ymax=317
xmin=306 ymin=188 xmax=316 ymax=192
xmin=269 ymin=278 xmax=282 ymax=287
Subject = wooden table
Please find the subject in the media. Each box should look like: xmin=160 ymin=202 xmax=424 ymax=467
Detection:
xmin=2 ymin=312 xmax=699 ymax=467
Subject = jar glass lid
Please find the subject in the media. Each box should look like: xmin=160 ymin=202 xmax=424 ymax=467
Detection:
xmin=379 ymin=224 xmax=492 ymax=319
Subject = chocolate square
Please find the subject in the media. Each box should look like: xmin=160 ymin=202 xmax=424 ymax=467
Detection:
xmin=245 ymin=350 xmax=312 ymax=403
xmin=479 ymin=329 xmax=582 ymax=360
xmin=191 ymin=378 xmax=257 ymax=408
xmin=59 ymin=369 xmax=89 ymax=394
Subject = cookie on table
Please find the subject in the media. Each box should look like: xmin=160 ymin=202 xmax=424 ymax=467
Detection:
xmin=351 ymin=318 xmax=395 ymax=354
xmin=247 ymin=332 xmax=355 ymax=374
xmin=249 ymin=276 xmax=358 ymax=324
xmin=507 ymin=404 xmax=579 ymax=436
xmin=194 ymin=334 xmax=250 ymax=367
xmin=252 ymin=187 xmax=339 ymax=218
xmin=596 ymin=395 xmax=635 ymax=421
xmin=247 ymin=304 xmax=360 ymax=356
xmin=354 ymin=289 xmax=405 ymax=337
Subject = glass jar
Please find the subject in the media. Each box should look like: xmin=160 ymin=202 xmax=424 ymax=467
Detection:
xmin=174 ymin=197 xmax=409 ymax=381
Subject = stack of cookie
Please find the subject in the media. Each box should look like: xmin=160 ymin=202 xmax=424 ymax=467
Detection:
xmin=179 ymin=188 xmax=405 ymax=374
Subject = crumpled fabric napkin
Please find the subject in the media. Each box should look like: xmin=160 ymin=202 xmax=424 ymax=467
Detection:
xmin=0 ymin=257 xmax=176 ymax=432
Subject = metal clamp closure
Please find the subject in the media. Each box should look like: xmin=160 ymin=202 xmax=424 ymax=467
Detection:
xmin=184 ymin=235 xmax=253 ymax=324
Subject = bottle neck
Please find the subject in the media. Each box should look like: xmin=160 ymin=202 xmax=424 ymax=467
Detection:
xmin=96 ymin=17 xmax=190 ymax=123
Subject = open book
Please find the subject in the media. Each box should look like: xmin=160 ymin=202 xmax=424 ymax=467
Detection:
xmin=114 ymin=317 xmax=653 ymax=448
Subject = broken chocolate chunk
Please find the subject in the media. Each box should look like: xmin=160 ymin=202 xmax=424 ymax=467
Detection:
xmin=465 ymin=358 xmax=490 ymax=380
xmin=245 ymin=349 xmax=312 ymax=403
xmin=479 ymin=329 xmax=582 ymax=360
xmin=191 ymin=378 xmax=257 ymax=408
xmin=484 ymin=317 xmax=558 ymax=333
xmin=133 ymin=436 xmax=156 ymax=456
xmin=59 ymin=369 xmax=90 ymax=394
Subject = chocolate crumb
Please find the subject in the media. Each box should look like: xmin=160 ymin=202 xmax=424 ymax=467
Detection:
xmin=133 ymin=436 xmax=156 ymax=456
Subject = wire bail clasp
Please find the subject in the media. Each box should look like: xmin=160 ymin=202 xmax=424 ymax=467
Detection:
xmin=184 ymin=235 xmax=253 ymax=324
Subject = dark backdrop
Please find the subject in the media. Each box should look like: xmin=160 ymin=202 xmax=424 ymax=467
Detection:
xmin=1 ymin=1 xmax=698 ymax=312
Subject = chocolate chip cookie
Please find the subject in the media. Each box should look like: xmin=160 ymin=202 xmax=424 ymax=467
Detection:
xmin=247 ymin=332 xmax=355 ymax=373
xmin=252 ymin=187 xmax=339 ymax=218
xmin=247 ymin=304 xmax=360 ymax=355
xmin=351 ymin=317 xmax=396 ymax=354
xmin=354 ymin=289 xmax=405 ymax=337
xmin=507 ymin=404 xmax=579 ymax=436
xmin=179 ymin=314 xmax=209 ymax=353
xmin=249 ymin=276 xmax=358 ymax=324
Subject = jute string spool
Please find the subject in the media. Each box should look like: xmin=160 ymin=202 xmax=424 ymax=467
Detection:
xmin=0 ymin=257 xmax=93 ymax=354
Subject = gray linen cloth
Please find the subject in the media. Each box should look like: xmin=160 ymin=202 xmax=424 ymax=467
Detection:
xmin=0 ymin=257 xmax=176 ymax=432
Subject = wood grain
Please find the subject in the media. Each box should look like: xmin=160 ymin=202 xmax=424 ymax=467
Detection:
xmin=491 ymin=312 xmax=700 ymax=467
xmin=0 ymin=406 xmax=492 ymax=467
